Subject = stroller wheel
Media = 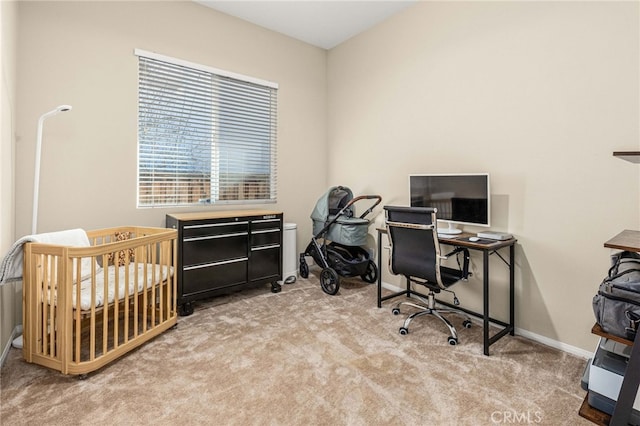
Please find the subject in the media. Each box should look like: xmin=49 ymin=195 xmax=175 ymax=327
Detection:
xmin=299 ymin=257 xmax=309 ymax=279
xmin=361 ymin=260 xmax=378 ymax=284
xmin=320 ymin=267 xmax=340 ymax=295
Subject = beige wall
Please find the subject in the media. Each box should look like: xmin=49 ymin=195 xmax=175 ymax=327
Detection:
xmin=328 ymin=1 xmax=640 ymax=352
xmin=15 ymin=0 xmax=327 ymax=242
xmin=1 ymin=0 xmax=18 ymax=357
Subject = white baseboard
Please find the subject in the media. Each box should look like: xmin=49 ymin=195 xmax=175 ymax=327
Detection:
xmin=381 ymin=281 xmax=592 ymax=359
xmin=1 ymin=324 xmax=22 ymax=367
xmin=516 ymin=327 xmax=592 ymax=359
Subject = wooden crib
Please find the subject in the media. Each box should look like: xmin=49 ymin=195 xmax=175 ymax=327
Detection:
xmin=22 ymin=226 xmax=177 ymax=376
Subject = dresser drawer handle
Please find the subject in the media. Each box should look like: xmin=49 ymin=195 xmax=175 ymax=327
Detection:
xmin=252 ymin=229 xmax=280 ymax=235
xmin=184 ymin=257 xmax=248 ymax=270
xmin=184 ymin=221 xmax=249 ymax=230
xmin=251 ymin=244 xmax=281 ymax=251
xmin=252 ymin=219 xmax=281 ymax=224
xmin=184 ymin=232 xmax=248 ymax=242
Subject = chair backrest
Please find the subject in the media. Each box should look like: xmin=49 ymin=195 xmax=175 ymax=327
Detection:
xmin=384 ymin=205 xmax=443 ymax=286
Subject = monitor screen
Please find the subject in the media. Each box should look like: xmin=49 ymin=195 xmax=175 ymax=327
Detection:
xmin=409 ymin=174 xmax=490 ymax=233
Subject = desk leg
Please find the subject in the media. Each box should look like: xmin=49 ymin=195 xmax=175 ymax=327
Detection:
xmin=377 ymin=230 xmax=382 ymax=308
xmin=483 ymin=250 xmax=490 ymax=356
xmin=510 ymin=244 xmax=515 ymax=336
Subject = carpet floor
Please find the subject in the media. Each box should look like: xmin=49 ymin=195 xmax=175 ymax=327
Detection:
xmin=1 ymin=270 xmax=590 ymax=425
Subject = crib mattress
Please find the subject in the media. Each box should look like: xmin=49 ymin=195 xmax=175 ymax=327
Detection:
xmin=46 ymin=263 xmax=172 ymax=311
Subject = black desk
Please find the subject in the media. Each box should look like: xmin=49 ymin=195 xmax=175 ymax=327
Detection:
xmin=376 ymin=228 xmax=517 ymax=356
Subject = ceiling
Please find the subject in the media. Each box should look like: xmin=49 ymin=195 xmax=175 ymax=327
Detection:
xmin=195 ymin=1 xmax=417 ymax=50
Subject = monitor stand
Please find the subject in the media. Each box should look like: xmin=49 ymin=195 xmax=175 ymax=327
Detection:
xmin=437 ymin=221 xmax=462 ymax=235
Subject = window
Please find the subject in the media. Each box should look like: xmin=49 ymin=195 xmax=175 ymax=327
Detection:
xmin=135 ymin=49 xmax=278 ymax=207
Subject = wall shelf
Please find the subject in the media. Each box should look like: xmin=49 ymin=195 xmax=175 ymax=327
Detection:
xmin=613 ymin=151 xmax=640 ymax=163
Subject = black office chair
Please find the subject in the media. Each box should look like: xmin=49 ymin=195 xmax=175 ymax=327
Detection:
xmin=384 ymin=205 xmax=472 ymax=345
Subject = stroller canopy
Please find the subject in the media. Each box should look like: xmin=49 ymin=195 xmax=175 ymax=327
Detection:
xmin=311 ymin=186 xmax=355 ymax=223
xmin=311 ymin=186 xmax=370 ymax=246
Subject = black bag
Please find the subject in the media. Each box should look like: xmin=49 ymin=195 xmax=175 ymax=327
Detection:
xmin=593 ymin=251 xmax=640 ymax=340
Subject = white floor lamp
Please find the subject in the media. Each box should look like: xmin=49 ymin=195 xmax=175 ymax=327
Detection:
xmin=32 ymin=104 xmax=73 ymax=234
xmin=12 ymin=104 xmax=73 ymax=350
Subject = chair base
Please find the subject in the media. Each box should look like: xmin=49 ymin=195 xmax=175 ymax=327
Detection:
xmin=393 ymin=291 xmax=471 ymax=345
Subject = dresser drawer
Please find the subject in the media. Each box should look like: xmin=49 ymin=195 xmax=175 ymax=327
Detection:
xmin=183 ymin=257 xmax=248 ymax=295
xmin=251 ymin=218 xmax=281 ymax=231
xmin=250 ymin=228 xmax=281 ymax=247
xmin=183 ymin=233 xmax=248 ymax=266
xmin=183 ymin=221 xmax=248 ymax=239
xmin=249 ymin=245 xmax=281 ymax=282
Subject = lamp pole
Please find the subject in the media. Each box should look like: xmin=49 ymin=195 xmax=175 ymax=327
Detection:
xmin=32 ymin=105 xmax=72 ymax=234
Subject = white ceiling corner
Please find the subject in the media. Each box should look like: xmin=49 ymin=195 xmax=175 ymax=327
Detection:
xmin=194 ymin=1 xmax=418 ymax=50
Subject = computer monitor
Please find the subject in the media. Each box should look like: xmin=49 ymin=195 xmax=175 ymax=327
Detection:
xmin=409 ymin=173 xmax=490 ymax=234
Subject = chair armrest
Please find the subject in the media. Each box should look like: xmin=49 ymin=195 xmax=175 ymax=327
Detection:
xmin=383 ymin=245 xmax=392 ymax=274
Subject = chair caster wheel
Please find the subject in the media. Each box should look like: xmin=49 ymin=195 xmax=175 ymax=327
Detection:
xmin=462 ymin=319 xmax=472 ymax=329
xmin=399 ymin=327 xmax=408 ymax=335
xmin=392 ymin=308 xmax=400 ymax=315
xmin=448 ymin=336 xmax=458 ymax=345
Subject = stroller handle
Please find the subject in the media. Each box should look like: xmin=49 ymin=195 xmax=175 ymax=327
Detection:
xmin=347 ymin=195 xmax=382 ymax=219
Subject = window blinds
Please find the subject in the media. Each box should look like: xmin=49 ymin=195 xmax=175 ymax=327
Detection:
xmin=136 ymin=49 xmax=278 ymax=207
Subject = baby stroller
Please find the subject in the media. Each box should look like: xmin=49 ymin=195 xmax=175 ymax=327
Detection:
xmin=299 ymin=186 xmax=382 ymax=295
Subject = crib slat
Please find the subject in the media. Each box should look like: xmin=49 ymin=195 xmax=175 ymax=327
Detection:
xmin=151 ymin=243 xmax=157 ymax=326
xmin=102 ymin=265 xmax=109 ymax=357
xmin=165 ymin=240 xmax=172 ymax=319
xmin=51 ymin=256 xmax=57 ymax=358
xmin=41 ymin=255 xmax=49 ymax=356
xmin=50 ymin=256 xmax=58 ymax=358
xmin=158 ymin=246 xmax=164 ymax=324
xmin=113 ymin=262 xmax=120 ymax=350
xmin=142 ymin=245 xmax=148 ymax=333
xmin=74 ymin=257 xmax=85 ymax=362
xmin=89 ymin=269 xmax=97 ymax=361
xmin=133 ymin=253 xmax=139 ymax=339
xmin=123 ymin=254 xmax=130 ymax=344
xmin=75 ymin=257 xmax=84 ymax=361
